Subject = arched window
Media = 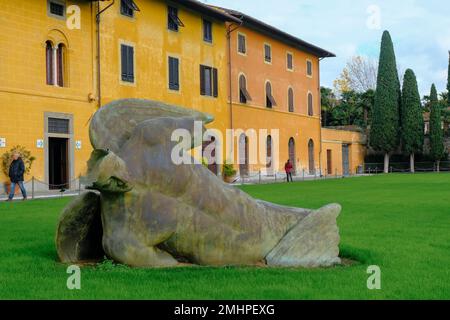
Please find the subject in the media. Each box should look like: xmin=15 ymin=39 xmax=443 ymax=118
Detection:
xmin=265 ymin=81 xmax=276 ymax=108
xmin=239 ymin=134 xmax=249 ymax=176
xmin=288 ymin=137 xmax=296 ymax=174
xmin=266 ymin=135 xmax=272 ymax=169
xmin=288 ymin=87 xmax=294 ymax=112
xmin=239 ymin=74 xmax=251 ymax=104
xmin=308 ymin=92 xmax=314 ymax=116
xmin=56 ymin=43 xmax=65 ymax=87
xmin=46 ymin=41 xmax=54 ymax=85
xmin=308 ymin=139 xmax=315 ymax=175
xmin=46 ymin=41 xmax=66 ymax=87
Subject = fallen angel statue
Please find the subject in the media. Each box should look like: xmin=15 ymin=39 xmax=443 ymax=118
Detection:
xmin=55 ymin=99 xmax=342 ymax=268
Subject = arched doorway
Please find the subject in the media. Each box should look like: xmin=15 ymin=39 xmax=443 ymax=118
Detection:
xmin=202 ymin=136 xmax=217 ymax=175
xmin=288 ymin=138 xmax=296 ymax=174
xmin=308 ymin=139 xmax=315 ymax=175
xmin=239 ymin=134 xmax=249 ymax=176
xmin=266 ymin=135 xmax=273 ymax=174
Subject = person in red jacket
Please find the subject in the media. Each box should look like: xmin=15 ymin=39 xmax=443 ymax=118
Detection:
xmin=285 ymin=159 xmax=293 ymax=182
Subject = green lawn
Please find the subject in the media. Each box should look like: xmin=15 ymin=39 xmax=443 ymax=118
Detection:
xmin=1 ymin=174 xmax=450 ymax=299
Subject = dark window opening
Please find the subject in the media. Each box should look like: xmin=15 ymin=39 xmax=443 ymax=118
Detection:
xmin=49 ymin=1 xmax=65 ymax=17
xmin=168 ymin=6 xmax=184 ymax=31
xmin=200 ymin=65 xmax=218 ymax=97
xmin=266 ymin=82 xmax=276 ymax=108
xmin=308 ymin=93 xmax=314 ymax=116
xmin=48 ymin=118 xmax=69 ymax=134
xmin=239 ymin=75 xmax=251 ymax=104
xmin=307 ymin=60 xmax=313 ymax=76
xmin=203 ymin=19 xmax=212 ymax=43
xmin=287 ymin=53 xmax=293 ymax=70
xmin=168 ymin=56 xmax=179 ymax=91
xmin=46 ymin=41 xmax=54 ymax=85
xmin=238 ymin=34 xmax=246 ymax=54
xmin=56 ymin=44 xmax=65 ymax=87
xmin=264 ymin=44 xmax=272 ymax=63
xmin=120 ymin=0 xmax=138 ymax=17
xmin=121 ymin=44 xmax=135 ymax=83
xmin=288 ymin=88 xmax=294 ymax=112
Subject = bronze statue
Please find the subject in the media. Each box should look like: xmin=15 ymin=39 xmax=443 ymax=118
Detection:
xmin=56 ymin=99 xmax=341 ymax=268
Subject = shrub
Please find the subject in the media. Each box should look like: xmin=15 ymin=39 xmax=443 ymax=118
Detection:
xmin=1 ymin=145 xmax=36 ymax=178
xmin=222 ymin=161 xmax=236 ymax=177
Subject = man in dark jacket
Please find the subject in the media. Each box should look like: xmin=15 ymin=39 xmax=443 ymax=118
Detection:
xmin=7 ymin=152 xmax=27 ymax=201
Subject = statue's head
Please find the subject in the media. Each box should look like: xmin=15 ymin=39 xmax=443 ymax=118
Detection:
xmin=84 ymin=150 xmax=133 ymax=194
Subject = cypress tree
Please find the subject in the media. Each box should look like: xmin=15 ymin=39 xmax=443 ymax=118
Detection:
xmin=401 ymin=69 xmax=423 ymax=173
xmin=370 ymin=31 xmax=401 ymax=173
xmin=429 ymin=84 xmax=444 ymax=171
xmin=447 ymin=51 xmax=450 ymax=103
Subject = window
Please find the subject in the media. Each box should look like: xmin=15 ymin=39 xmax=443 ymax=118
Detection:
xmin=288 ymin=88 xmax=294 ymax=112
xmin=307 ymin=60 xmax=313 ymax=77
xmin=46 ymin=41 xmax=54 ymax=85
xmin=239 ymin=74 xmax=251 ymax=104
xmin=168 ymin=57 xmax=180 ymax=91
xmin=120 ymin=0 xmax=137 ymax=17
xmin=203 ymin=19 xmax=212 ymax=43
xmin=48 ymin=0 xmax=65 ymax=19
xmin=46 ymin=41 xmax=65 ymax=87
xmin=265 ymin=82 xmax=276 ymax=108
xmin=56 ymin=44 xmax=65 ymax=87
xmin=48 ymin=118 xmax=69 ymax=134
xmin=200 ymin=65 xmax=218 ymax=97
xmin=264 ymin=44 xmax=272 ymax=63
xmin=287 ymin=53 xmax=293 ymax=70
xmin=308 ymin=93 xmax=314 ymax=116
xmin=168 ymin=6 xmax=184 ymax=31
xmin=121 ymin=44 xmax=135 ymax=83
xmin=238 ymin=33 xmax=246 ymax=54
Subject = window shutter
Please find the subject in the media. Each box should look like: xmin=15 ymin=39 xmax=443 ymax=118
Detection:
xmin=174 ymin=58 xmax=179 ymax=89
xmin=213 ymin=68 xmax=218 ymax=97
xmin=128 ymin=46 xmax=134 ymax=82
xmin=200 ymin=65 xmax=205 ymax=95
xmin=168 ymin=57 xmax=174 ymax=88
xmin=121 ymin=45 xmax=127 ymax=81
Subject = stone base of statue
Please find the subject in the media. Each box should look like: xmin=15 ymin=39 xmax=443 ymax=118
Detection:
xmin=56 ymin=99 xmax=342 ymax=268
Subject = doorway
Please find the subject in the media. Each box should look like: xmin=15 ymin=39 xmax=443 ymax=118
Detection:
xmin=288 ymin=138 xmax=296 ymax=174
xmin=326 ymin=149 xmax=332 ymax=175
xmin=342 ymin=144 xmax=350 ymax=176
xmin=48 ymin=137 xmax=69 ymax=190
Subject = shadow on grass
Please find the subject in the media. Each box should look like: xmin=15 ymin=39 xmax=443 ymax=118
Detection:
xmin=339 ymin=244 xmax=377 ymax=266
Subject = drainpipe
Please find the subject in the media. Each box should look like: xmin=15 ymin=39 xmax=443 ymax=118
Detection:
xmin=225 ymin=20 xmax=242 ymax=170
xmin=226 ymin=20 xmax=243 ymax=131
xmin=96 ymin=0 xmax=115 ymax=108
xmin=318 ymin=56 xmax=324 ymax=176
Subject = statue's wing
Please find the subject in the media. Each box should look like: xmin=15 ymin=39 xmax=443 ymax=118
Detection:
xmin=89 ymin=99 xmax=214 ymax=154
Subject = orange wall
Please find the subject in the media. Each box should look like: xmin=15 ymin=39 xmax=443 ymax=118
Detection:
xmin=321 ymin=129 xmax=366 ymax=175
xmin=228 ymin=24 xmax=321 ymax=116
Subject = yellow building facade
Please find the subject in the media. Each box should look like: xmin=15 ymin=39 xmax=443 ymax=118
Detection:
xmin=0 ymin=0 xmax=97 ymax=188
xmin=0 ymin=0 xmax=365 ymax=190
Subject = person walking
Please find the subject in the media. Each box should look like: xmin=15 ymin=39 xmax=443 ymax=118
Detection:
xmin=7 ymin=152 xmax=27 ymax=201
xmin=285 ymin=159 xmax=293 ymax=183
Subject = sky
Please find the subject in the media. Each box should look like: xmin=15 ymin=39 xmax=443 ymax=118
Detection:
xmin=200 ymin=0 xmax=450 ymax=96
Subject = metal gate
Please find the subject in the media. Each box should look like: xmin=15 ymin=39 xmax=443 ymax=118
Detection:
xmin=342 ymin=144 xmax=350 ymax=176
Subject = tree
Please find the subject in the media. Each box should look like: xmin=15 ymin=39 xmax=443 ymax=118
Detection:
xmin=334 ymin=56 xmax=378 ymax=94
xmin=447 ymin=51 xmax=450 ymax=100
xmin=370 ymin=31 xmax=401 ymax=173
xmin=401 ymin=69 xmax=424 ymax=173
xmin=429 ymin=84 xmax=445 ymax=171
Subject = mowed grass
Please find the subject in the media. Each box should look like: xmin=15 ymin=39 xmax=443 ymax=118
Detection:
xmin=1 ymin=174 xmax=450 ymax=299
